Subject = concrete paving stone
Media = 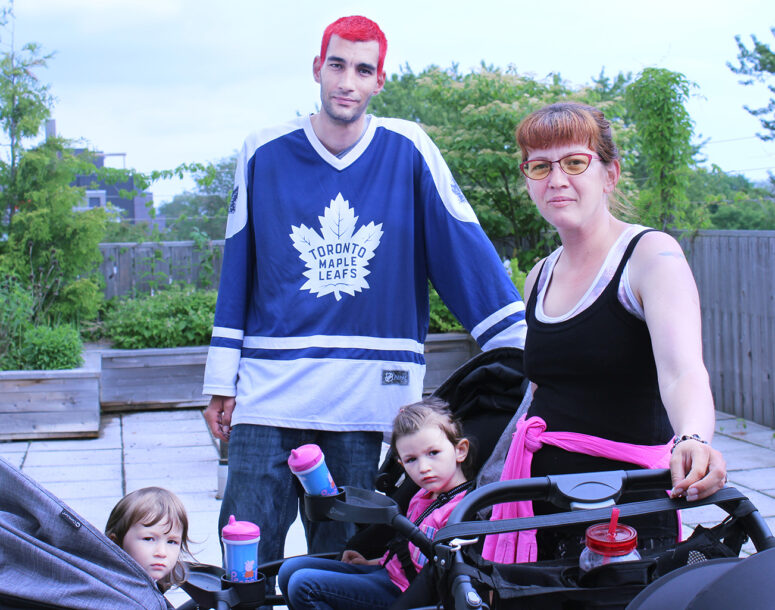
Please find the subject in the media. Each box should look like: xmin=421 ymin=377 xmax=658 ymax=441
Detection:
xmin=21 ymin=463 xmax=122 ymax=484
xmin=0 ymin=453 xmax=24 ymax=469
xmin=30 ymin=419 xmax=123 ymax=452
xmin=175 ymin=491 xmax=222 ymax=514
xmin=123 ymin=444 xmax=217 ymax=464
xmin=729 ymin=484 xmax=775 ymax=518
xmin=125 ymin=476 xmax=217 ymax=495
xmin=122 ymin=409 xmax=206 ymax=424
xmin=678 ymin=503 xmax=728 ymax=527
xmin=124 ymin=460 xmax=217 ymax=483
xmin=41 ymin=478 xmax=123 ymax=501
xmin=124 ymin=431 xmax=215 ymax=450
xmin=0 ymin=440 xmax=29 ymax=453
xmin=22 ymin=448 xmax=122 ymax=467
xmin=723 ymin=446 xmax=775 ymax=471
xmin=737 ymin=430 xmax=775 ymax=449
xmin=122 ymin=417 xmax=209 ymax=436
xmin=711 ymin=434 xmax=757 ymax=453
xmin=727 ymin=467 xmax=775 ymax=491
xmin=716 ymin=418 xmax=775 ymax=440
xmin=73 ymin=502 xmax=123 ymax=533
xmin=715 ymin=410 xmax=736 ymax=421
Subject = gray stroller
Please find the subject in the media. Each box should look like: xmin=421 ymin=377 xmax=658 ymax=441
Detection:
xmin=0 ymin=454 xmax=170 ymax=609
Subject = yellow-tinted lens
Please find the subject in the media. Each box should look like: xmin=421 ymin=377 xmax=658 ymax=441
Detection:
xmin=523 ymin=160 xmax=551 ymax=179
xmin=559 ymin=154 xmax=590 ymax=175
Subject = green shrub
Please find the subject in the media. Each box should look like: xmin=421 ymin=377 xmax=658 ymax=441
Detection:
xmin=0 ymin=276 xmax=35 ymax=370
xmin=429 ymin=285 xmax=464 ymax=333
xmin=18 ymin=325 xmax=83 ymax=370
xmin=104 ymin=284 xmax=217 ymax=349
xmin=427 ymin=258 xmax=527 ymax=334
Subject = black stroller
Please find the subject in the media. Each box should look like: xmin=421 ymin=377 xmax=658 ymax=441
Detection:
xmin=3 ymin=347 xmax=774 ymax=609
xmin=179 ymin=346 xmax=775 ymax=609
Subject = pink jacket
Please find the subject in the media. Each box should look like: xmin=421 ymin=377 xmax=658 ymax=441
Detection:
xmin=481 ymin=415 xmax=672 ymax=564
xmin=383 ymin=488 xmax=467 ymax=591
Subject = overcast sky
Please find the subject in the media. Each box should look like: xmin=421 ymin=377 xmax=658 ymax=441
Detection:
xmin=10 ymin=0 xmax=775 ymax=204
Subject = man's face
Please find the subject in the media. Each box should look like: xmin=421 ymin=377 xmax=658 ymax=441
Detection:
xmin=313 ymin=34 xmax=385 ymax=126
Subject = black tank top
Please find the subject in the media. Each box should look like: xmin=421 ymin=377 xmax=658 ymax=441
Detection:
xmin=524 ymin=229 xmax=673 ymax=479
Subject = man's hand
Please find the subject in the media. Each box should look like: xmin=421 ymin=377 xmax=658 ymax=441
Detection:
xmin=204 ymin=395 xmax=236 ymax=442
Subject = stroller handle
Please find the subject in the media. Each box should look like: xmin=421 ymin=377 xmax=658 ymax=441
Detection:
xmin=435 ymin=469 xmax=775 ymax=610
xmin=448 ymin=469 xmax=673 ymax=526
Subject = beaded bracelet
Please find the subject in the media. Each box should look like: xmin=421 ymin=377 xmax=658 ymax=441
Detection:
xmin=671 ymin=434 xmax=708 ymax=453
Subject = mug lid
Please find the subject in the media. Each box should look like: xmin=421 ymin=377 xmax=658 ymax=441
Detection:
xmin=585 ymin=523 xmax=637 ymax=556
xmin=222 ymin=514 xmax=260 ymax=540
xmin=287 ymin=444 xmax=324 ymax=472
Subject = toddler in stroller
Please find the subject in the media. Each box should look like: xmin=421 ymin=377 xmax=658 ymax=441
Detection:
xmin=278 ymin=397 xmax=473 ymax=608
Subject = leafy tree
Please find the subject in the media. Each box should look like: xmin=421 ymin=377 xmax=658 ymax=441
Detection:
xmin=0 ymin=3 xmax=54 ymax=231
xmin=625 ymin=68 xmax=706 ymax=230
xmin=4 ymin=137 xmax=108 ymax=324
xmin=729 ymin=27 xmax=775 ymax=141
xmin=686 ymin=165 xmax=775 ymax=229
xmin=158 ymin=154 xmax=235 ymax=240
xmin=371 ymin=64 xmax=636 ymax=267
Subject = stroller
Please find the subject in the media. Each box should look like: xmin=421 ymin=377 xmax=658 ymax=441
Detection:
xmin=0 ymin=453 xmax=171 ymax=609
xmin=179 ymin=346 xmax=775 ymax=609
xmin=3 ymin=347 xmax=774 ymax=609
xmin=0 ymin=347 xmax=525 ymax=610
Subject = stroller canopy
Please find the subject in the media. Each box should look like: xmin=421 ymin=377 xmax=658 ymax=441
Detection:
xmin=0 ymin=456 xmax=168 ymax=610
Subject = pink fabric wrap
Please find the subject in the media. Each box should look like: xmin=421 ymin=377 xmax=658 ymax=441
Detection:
xmin=481 ymin=415 xmax=672 ymax=564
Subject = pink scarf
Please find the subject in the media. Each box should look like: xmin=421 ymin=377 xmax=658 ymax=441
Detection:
xmin=481 ymin=415 xmax=672 ymax=564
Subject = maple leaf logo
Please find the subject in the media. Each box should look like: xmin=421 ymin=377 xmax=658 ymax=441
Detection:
xmin=290 ymin=193 xmax=383 ymax=301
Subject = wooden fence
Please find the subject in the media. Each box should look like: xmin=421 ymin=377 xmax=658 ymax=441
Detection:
xmin=99 ymin=241 xmax=225 ymax=299
xmin=99 ymin=231 xmax=775 ymax=427
xmin=677 ymin=230 xmax=775 ymax=428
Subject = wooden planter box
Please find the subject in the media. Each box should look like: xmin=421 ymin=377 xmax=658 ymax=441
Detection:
xmin=0 ymin=351 xmax=101 ymax=441
xmin=100 ymin=346 xmax=209 ymax=412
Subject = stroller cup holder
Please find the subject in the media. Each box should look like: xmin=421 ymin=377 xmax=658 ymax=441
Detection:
xmin=182 ymin=563 xmax=266 ymax=610
xmin=304 ymin=486 xmax=402 ymax=525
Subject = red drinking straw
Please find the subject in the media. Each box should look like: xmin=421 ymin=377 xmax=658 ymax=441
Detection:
xmin=608 ymin=507 xmax=620 ymax=539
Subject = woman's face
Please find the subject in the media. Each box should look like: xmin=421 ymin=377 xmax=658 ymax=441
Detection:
xmin=523 ymin=142 xmax=619 ymax=231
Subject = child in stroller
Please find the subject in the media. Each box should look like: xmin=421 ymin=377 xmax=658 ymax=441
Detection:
xmin=278 ymin=397 xmax=473 ymax=608
xmin=105 ymin=487 xmax=193 ymax=593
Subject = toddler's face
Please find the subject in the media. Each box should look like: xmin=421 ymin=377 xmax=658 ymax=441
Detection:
xmin=396 ymin=425 xmax=468 ymax=498
xmin=122 ymin=518 xmax=182 ymax=581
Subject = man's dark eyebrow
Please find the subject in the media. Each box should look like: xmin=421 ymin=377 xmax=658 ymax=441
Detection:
xmin=325 ymin=55 xmax=376 ymax=72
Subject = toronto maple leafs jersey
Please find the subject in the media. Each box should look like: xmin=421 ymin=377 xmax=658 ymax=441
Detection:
xmin=203 ymin=114 xmax=526 ymax=433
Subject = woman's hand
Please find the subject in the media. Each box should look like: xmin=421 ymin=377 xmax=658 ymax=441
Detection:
xmin=341 ymin=550 xmax=381 ymax=565
xmin=669 ymin=439 xmax=727 ymax=501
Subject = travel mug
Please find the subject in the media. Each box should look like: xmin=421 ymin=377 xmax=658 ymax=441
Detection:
xmin=221 ymin=515 xmax=261 ymax=582
xmin=287 ymin=443 xmax=338 ymax=496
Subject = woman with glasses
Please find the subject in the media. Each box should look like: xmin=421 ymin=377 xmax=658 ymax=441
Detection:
xmin=483 ymin=102 xmax=727 ymax=563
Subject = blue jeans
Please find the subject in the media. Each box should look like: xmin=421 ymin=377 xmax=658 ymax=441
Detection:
xmin=278 ymin=556 xmax=401 ymax=610
xmin=219 ymin=425 xmax=382 ymax=568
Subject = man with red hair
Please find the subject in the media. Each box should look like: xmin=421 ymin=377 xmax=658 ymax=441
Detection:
xmin=204 ymin=15 xmax=526 ymax=573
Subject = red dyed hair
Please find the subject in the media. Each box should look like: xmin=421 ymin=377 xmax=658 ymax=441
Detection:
xmin=320 ymin=15 xmax=387 ymax=73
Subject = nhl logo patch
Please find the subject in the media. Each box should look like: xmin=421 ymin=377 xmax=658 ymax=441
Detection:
xmin=382 ymin=370 xmax=409 ymax=385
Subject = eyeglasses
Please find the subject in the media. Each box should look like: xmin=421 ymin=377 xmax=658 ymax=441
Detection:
xmin=519 ymin=153 xmax=599 ymax=180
